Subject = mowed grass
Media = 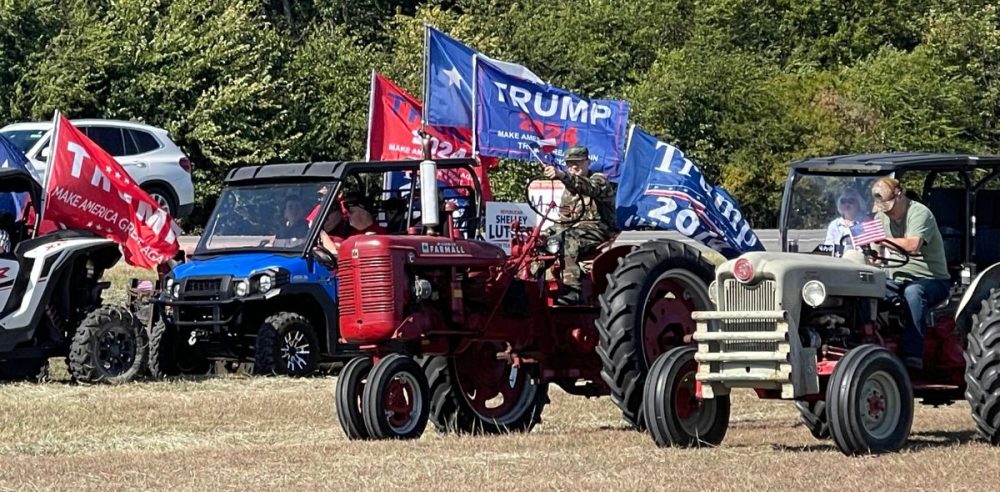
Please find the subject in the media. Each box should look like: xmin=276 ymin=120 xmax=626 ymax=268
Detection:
xmin=3 ymin=264 xmax=994 ymax=490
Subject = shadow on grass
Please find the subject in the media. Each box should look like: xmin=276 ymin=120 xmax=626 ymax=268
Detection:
xmin=769 ymin=429 xmax=980 ymax=453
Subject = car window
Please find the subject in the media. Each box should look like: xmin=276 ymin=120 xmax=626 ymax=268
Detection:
xmin=128 ymin=129 xmax=161 ymax=154
xmin=83 ymin=126 xmax=126 ymax=156
xmin=0 ymin=130 xmax=46 ymax=153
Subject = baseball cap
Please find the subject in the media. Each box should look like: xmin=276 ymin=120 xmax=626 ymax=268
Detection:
xmin=564 ymin=146 xmax=590 ymax=162
xmin=871 ymin=180 xmax=897 ymax=213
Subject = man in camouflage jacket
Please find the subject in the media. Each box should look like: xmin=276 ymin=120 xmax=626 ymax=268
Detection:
xmin=543 ymin=145 xmax=618 ymax=304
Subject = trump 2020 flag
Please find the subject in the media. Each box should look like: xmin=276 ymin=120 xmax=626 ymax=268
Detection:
xmin=850 ymin=218 xmax=887 ymax=246
xmin=473 ymin=56 xmax=630 ymax=180
xmin=0 ymin=133 xmax=35 ymax=219
xmin=367 ymin=71 xmax=494 ymax=201
xmin=43 ymin=112 xmax=179 ymax=269
xmin=616 ymin=126 xmax=763 ymax=258
xmin=424 ymin=25 xmax=542 ymax=129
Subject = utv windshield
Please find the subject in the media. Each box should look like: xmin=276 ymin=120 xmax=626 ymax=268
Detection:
xmin=197 ymin=182 xmax=334 ymax=254
xmin=783 ymin=172 xmax=888 ymax=251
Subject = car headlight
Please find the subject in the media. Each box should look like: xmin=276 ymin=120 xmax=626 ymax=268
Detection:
xmin=171 ymin=283 xmax=180 ymax=298
xmin=545 ymin=236 xmax=561 ymax=254
xmin=259 ymin=274 xmax=274 ymax=293
xmin=165 ymin=278 xmax=175 ymax=294
xmin=234 ymin=280 xmax=249 ymax=297
xmin=802 ymin=280 xmax=827 ymax=307
xmin=708 ymin=280 xmax=718 ymax=306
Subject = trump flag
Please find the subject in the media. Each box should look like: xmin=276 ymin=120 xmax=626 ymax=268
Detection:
xmin=616 ymin=126 xmax=763 ymax=258
xmin=424 ymin=25 xmax=542 ymax=129
xmin=0 ymin=133 xmax=36 ymax=219
xmin=473 ymin=56 xmax=630 ymax=180
xmin=43 ymin=112 xmax=179 ymax=268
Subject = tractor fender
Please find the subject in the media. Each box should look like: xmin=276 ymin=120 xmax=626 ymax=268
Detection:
xmin=956 ymin=263 xmax=1000 ymax=335
xmin=589 ymin=244 xmax=634 ymax=295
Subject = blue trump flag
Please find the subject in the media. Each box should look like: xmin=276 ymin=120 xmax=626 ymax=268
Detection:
xmin=473 ymin=56 xmax=630 ymax=181
xmin=616 ymin=126 xmax=763 ymax=258
xmin=0 ymin=133 xmax=35 ymax=219
xmin=423 ymin=25 xmax=541 ymax=129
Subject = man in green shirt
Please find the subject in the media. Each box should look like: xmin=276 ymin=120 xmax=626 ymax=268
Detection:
xmin=871 ymin=177 xmax=951 ymax=370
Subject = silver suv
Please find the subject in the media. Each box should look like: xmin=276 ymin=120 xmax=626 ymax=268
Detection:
xmin=0 ymin=119 xmax=195 ymax=217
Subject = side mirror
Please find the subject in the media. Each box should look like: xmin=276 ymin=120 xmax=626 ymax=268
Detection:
xmin=419 ymin=160 xmax=439 ymax=228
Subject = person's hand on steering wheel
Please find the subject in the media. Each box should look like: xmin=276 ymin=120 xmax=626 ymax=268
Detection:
xmin=543 ymin=165 xmax=563 ymax=180
xmin=869 ymin=239 xmax=911 ymax=268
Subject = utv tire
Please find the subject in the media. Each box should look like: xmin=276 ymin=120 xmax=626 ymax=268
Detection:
xmin=827 ymin=345 xmax=913 ymax=455
xmin=965 ymin=288 xmax=1000 ymax=445
xmin=69 ymin=305 xmax=147 ymax=384
xmin=254 ymin=312 xmax=320 ymax=377
xmin=796 ymin=400 xmax=830 ymax=440
xmin=336 ymin=356 xmax=373 ymax=440
xmin=362 ymin=354 xmax=430 ymax=440
xmin=596 ymin=240 xmax=714 ymax=428
xmin=643 ymin=346 xmax=730 ymax=447
xmin=149 ymin=320 xmax=210 ymax=378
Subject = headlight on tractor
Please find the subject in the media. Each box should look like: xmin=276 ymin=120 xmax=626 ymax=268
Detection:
xmin=234 ymin=280 xmax=249 ymax=297
xmin=802 ymin=280 xmax=827 ymax=307
xmin=258 ymin=274 xmax=274 ymax=294
xmin=708 ymin=280 xmax=718 ymax=306
xmin=545 ymin=236 xmax=561 ymax=254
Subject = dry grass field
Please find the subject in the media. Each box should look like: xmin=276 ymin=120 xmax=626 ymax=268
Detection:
xmin=0 ymin=264 xmax=993 ymax=491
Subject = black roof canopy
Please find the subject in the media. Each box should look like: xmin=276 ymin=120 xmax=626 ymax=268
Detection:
xmin=224 ymin=158 xmax=479 ymax=185
xmin=790 ymin=152 xmax=1000 ymax=173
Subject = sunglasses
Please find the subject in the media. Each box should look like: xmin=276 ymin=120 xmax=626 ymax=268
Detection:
xmin=839 ymin=197 xmax=858 ymax=205
xmin=872 ymin=192 xmax=893 ymax=202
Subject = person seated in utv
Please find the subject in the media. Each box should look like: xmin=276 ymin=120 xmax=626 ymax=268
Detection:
xmin=870 ymin=177 xmax=950 ymax=372
xmin=276 ymin=195 xmax=310 ymax=246
xmin=541 ymin=145 xmax=618 ymax=305
xmin=824 ymin=188 xmax=869 ymax=252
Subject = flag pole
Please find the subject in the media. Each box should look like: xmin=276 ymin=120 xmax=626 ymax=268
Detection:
xmin=365 ymin=69 xmax=375 ymax=162
xmin=421 ymin=22 xmax=431 ymax=131
xmin=471 ymin=54 xmax=478 ymax=159
xmin=35 ymin=110 xmax=60 ymax=237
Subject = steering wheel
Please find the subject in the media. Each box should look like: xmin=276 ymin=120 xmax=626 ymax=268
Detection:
xmin=869 ymin=239 xmax=911 ymax=268
xmin=525 ymin=177 xmax=586 ymax=226
xmin=312 ymin=245 xmax=337 ymax=269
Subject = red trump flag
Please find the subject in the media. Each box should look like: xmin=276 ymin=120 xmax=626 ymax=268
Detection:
xmin=366 ymin=71 xmax=494 ymax=200
xmin=43 ymin=112 xmax=180 ymax=269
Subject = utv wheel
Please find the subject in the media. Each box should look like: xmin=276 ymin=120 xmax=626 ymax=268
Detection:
xmin=69 ymin=305 xmax=147 ymax=384
xmin=362 ymin=354 xmax=429 ymax=440
xmin=597 ymin=240 xmax=714 ymax=428
xmin=964 ymin=288 xmax=1000 ymax=444
xmin=336 ymin=356 xmax=373 ymax=440
xmin=796 ymin=400 xmax=830 ymax=440
xmin=254 ymin=312 xmax=320 ymax=377
xmin=827 ymin=345 xmax=913 ymax=455
xmin=148 ymin=320 xmax=210 ymax=377
xmin=426 ymin=343 xmax=548 ymax=434
xmin=643 ymin=346 xmax=730 ymax=447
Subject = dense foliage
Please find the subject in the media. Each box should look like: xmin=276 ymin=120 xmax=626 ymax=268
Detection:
xmin=1 ymin=0 xmax=997 ymax=228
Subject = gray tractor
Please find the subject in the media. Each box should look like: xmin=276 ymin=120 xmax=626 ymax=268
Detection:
xmin=642 ymin=153 xmax=1000 ymax=455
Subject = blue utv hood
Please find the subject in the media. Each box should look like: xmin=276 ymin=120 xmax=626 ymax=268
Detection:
xmin=172 ymin=252 xmax=314 ymax=280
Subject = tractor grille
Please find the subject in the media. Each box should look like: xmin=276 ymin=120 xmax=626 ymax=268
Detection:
xmin=338 ymin=256 xmax=393 ymax=316
xmin=721 ymin=279 xmax=778 ymax=352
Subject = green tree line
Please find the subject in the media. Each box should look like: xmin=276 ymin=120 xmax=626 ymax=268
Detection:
xmin=1 ymin=0 xmax=997 ymax=228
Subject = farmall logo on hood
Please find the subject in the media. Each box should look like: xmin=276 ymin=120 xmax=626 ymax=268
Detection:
xmin=420 ymin=242 xmax=468 ymax=255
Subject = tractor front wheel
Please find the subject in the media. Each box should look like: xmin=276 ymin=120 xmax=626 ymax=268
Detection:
xmin=643 ymin=346 xmax=729 ymax=447
xmin=68 ymin=305 xmax=147 ymax=384
xmin=336 ymin=356 xmax=373 ymax=440
xmin=597 ymin=240 xmax=714 ymax=428
xmin=964 ymin=288 xmax=1000 ymax=444
xmin=827 ymin=345 xmax=913 ymax=455
xmin=362 ymin=354 xmax=430 ymax=440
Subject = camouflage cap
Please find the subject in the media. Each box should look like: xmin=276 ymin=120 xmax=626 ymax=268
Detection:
xmin=564 ymin=146 xmax=590 ymax=162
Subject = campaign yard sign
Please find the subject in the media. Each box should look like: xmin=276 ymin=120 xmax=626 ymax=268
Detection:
xmin=485 ymin=201 xmax=536 ymax=254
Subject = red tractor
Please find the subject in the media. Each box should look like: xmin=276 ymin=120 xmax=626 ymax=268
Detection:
xmin=332 ymin=158 xmax=717 ymax=439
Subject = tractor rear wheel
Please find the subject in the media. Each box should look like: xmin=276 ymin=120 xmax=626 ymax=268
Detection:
xmin=362 ymin=354 xmax=429 ymax=440
xmin=335 ymin=356 xmax=373 ymax=440
xmin=643 ymin=346 xmax=730 ymax=447
xmin=597 ymin=240 xmax=714 ymax=428
xmin=827 ymin=345 xmax=913 ymax=455
xmin=796 ymin=400 xmax=830 ymax=439
xmin=254 ymin=312 xmax=320 ymax=377
xmin=68 ymin=305 xmax=147 ymax=384
xmin=964 ymin=288 xmax=1000 ymax=444
xmin=447 ymin=342 xmax=547 ymax=434
xmin=423 ymin=356 xmax=473 ymax=433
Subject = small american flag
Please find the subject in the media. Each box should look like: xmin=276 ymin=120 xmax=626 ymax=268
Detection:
xmin=850 ymin=219 xmax=887 ymax=246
